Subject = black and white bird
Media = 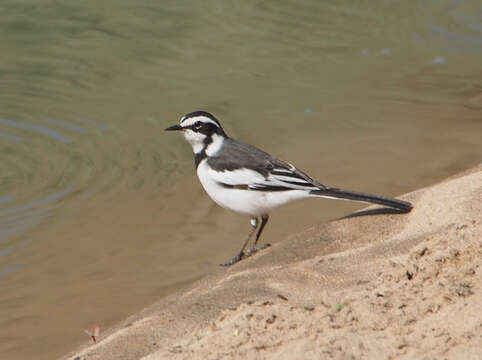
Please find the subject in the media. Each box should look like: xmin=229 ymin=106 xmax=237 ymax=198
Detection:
xmin=165 ymin=111 xmax=412 ymax=266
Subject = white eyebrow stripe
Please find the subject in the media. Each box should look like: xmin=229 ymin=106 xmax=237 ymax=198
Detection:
xmin=180 ymin=116 xmax=219 ymax=128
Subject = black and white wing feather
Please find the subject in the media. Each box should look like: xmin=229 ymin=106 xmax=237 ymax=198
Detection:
xmin=206 ymin=138 xmax=327 ymax=192
xmin=206 ymin=138 xmax=412 ymax=212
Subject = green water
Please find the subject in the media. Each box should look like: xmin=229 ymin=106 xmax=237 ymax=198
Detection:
xmin=0 ymin=1 xmax=481 ymax=358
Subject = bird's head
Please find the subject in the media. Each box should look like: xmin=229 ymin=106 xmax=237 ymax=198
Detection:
xmin=165 ymin=111 xmax=227 ymax=154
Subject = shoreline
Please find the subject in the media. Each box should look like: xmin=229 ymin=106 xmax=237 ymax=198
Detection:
xmin=64 ymin=163 xmax=481 ymax=360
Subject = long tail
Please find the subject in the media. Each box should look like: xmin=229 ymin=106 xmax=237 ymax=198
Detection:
xmin=310 ymin=187 xmax=412 ymax=213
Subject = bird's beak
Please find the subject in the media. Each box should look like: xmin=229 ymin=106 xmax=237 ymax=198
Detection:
xmin=165 ymin=124 xmax=183 ymax=131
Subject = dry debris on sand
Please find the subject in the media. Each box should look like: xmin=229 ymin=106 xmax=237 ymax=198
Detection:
xmin=66 ymin=165 xmax=481 ymax=360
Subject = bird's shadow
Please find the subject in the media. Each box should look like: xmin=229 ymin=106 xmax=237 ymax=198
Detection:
xmin=339 ymin=207 xmax=408 ymax=220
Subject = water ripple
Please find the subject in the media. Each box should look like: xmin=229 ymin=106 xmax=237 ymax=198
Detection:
xmin=40 ymin=117 xmax=88 ymax=134
xmin=0 ymin=186 xmax=74 ymax=217
xmin=0 ymin=132 xmax=23 ymax=142
xmin=0 ymin=196 xmax=14 ymax=205
xmin=0 ymin=118 xmax=72 ymax=144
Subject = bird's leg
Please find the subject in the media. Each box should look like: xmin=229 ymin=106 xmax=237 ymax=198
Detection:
xmin=246 ymin=214 xmax=270 ymax=256
xmin=220 ymin=217 xmax=258 ymax=266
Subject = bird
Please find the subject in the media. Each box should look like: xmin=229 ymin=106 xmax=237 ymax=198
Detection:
xmin=165 ymin=111 xmax=412 ymax=266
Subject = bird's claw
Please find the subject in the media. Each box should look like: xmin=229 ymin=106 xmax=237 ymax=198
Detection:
xmin=219 ymin=243 xmax=271 ymax=267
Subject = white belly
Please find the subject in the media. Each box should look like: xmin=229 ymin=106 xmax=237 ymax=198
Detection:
xmin=196 ymin=160 xmax=310 ymax=216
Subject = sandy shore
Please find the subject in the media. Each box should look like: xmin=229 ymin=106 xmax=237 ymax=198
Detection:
xmin=63 ymin=164 xmax=481 ymax=360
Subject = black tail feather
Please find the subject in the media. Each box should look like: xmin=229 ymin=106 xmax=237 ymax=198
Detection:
xmin=310 ymin=187 xmax=412 ymax=213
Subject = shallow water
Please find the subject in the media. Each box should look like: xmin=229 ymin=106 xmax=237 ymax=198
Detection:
xmin=0 ymin=1 xmax=481 ymax=358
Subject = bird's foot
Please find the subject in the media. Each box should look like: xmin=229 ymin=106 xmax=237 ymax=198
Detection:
xmin=219 ymin=243 xmax=271 ymax=267
xmin=245 ymin=243 xmax=271 ymax=257
xmin=220 ymin=251 xmax=245 ymax=266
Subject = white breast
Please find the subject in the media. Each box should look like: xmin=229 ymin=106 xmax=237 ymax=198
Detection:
xmin=196 ymin=160 xmax=310 ymax=216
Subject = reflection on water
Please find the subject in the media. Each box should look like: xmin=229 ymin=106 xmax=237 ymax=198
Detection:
xmin=428 ymin=24 xmax=482 ymax=51
xmin=0 ymin=1 xmax=481 ymax=359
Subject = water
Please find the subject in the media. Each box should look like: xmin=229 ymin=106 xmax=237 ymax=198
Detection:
xmin=0 ymin=1 xmax=481 ymax=358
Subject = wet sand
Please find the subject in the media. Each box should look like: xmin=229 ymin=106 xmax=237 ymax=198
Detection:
xmin=63 ymin=163 xmax=481 ymax=360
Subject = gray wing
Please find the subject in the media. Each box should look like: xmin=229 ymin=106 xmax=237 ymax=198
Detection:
xmin=207 ymin=138 xmax=327 ymax=191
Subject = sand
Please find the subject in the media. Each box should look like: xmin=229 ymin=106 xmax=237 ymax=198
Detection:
xmin=63 ymin=164 xmax=481 ymax=360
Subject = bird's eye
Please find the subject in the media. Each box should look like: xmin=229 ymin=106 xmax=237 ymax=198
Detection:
xmin=194 ymin=121 xmax=202 ymax=129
